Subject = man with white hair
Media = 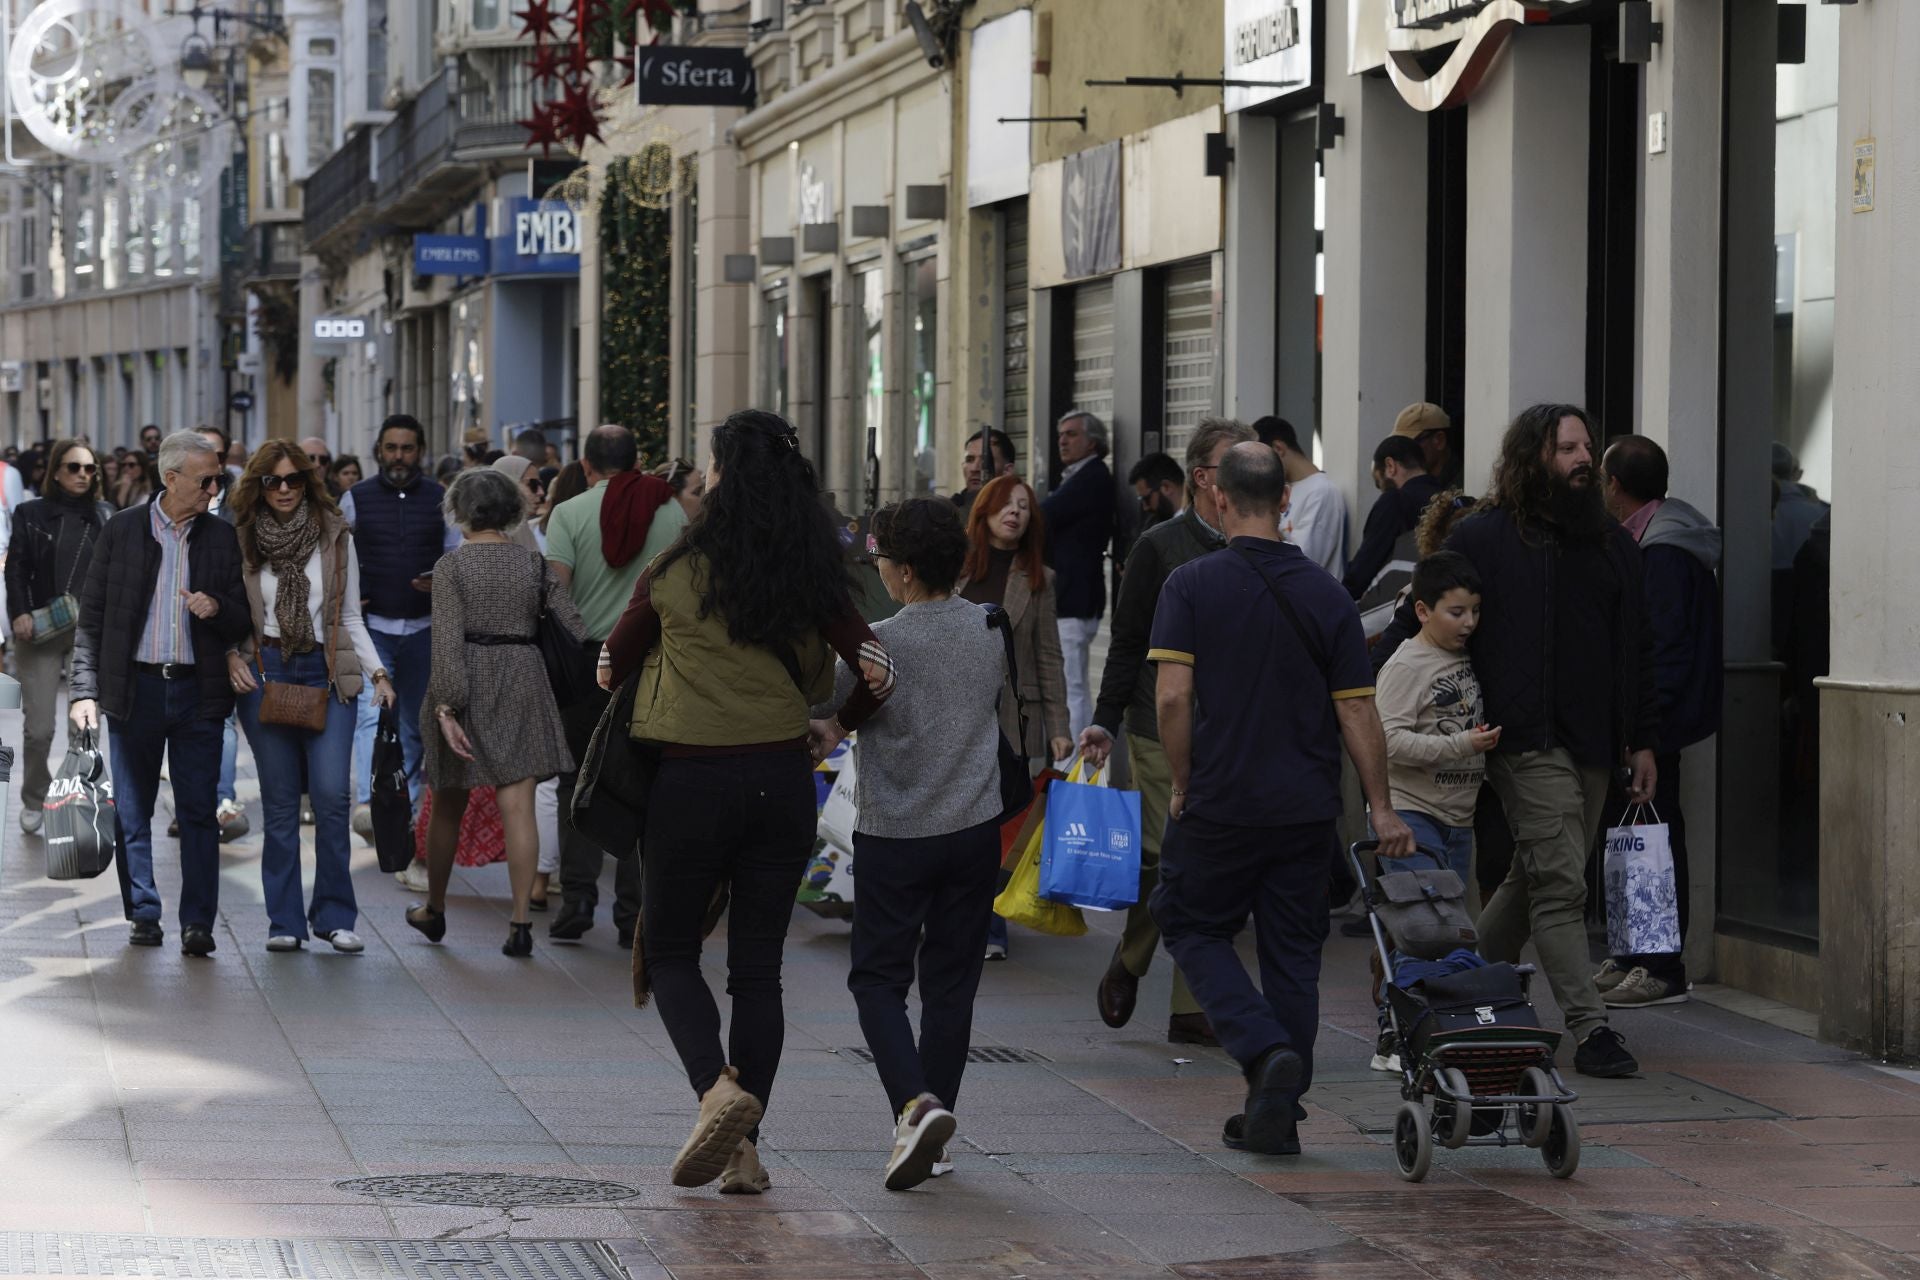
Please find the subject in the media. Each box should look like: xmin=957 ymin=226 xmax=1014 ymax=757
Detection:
xmin=70 ymin=431 xmax=251 ymax=956
xmin=1041 ymin=409 xmax=1116 ymax=740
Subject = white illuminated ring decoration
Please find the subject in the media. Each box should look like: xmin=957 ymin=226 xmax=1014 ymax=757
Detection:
xmin=8 ymin=0 xmax=170 ymax=161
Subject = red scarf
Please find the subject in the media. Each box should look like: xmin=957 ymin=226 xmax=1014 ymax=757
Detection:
xmin=601 ymin=470 xmax=674 ymax=568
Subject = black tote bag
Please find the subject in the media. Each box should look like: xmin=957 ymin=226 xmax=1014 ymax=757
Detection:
xmin=368 ymin=705 xmax=416 ymax=873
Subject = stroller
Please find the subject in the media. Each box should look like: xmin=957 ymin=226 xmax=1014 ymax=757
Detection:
xmin=1349 ymin=840 xmax=1582 ymax=1182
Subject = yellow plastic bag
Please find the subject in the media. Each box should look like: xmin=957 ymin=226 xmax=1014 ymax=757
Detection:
xmin=993 ymin=803 xmax=1088 ymax=937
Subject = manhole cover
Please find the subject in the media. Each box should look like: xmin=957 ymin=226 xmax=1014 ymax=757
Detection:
xmin=335 ymin=1173 xmax=642 ymax=1207
xmin=837 ymin=1045 xmax=1049 ymax=1065
xmin=0 ymin=1233 xmax=627 ymax=1279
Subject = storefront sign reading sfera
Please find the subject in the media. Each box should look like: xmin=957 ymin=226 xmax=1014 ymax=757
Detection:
xmin=1225 ymin=0 xmax=1315 ymax=113
xmin=1350 ymin=0 xmax=1580 ymax=112
xmin=489 ymin=198 xmax=581 ymax=275
xmin=635 ymin=45 xmax=756 ymax=108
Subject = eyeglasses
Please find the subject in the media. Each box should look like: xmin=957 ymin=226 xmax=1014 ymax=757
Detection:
xmin=63 ymin=461 xmax=97 ymax=475
xmin=261 ymin=474 xmax=304 ymax=492
xmin=865 ymin=534 xmax=890 ymax=560
xmin=179 ymin=472 xmax=222 ymax=492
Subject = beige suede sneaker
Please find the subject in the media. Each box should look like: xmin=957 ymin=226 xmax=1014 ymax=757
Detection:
xmin=884 ymin=1093 xmax=956 ymax=1192
xmin=671 ymin=1067 xmax=765 ymax=1188
xmin=719 ymin=1137 xmax=771 ymax=1195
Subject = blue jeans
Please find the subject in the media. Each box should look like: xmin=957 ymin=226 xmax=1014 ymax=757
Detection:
xmin=372 ymin=627 xmax=431 ymax=812
xmin=1151 ymin=814 xmax=1333 ymax=1092
xmin=108 ymin=672 xmax=226 ymax=927
xmin=352 ymin=685 xmax=378 ymax=806
xmin=236 ymin=647 xmax=358 ymax=939
xmin=218 ymin=714 xmax=238 ymax=805
xmin=1375 ymin=809 xmax=1474 ymax=884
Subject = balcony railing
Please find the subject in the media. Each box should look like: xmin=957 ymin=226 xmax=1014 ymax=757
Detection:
xmin=303 ymin=125 xmax=374 ymax=247
xmin=456 ymin=50 xmax=538 ymax=154
xmin=375 ymin=67 xmax=456 ymax=212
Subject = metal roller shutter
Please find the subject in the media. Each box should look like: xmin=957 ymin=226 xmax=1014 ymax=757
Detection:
xmin=1070 ymin=278 xmax=1115 ymax=425
xmin=1162 ymin=260 xmax=1215 ymax=464
xmin=1001 ymin=202 xmax=1029 ymax=473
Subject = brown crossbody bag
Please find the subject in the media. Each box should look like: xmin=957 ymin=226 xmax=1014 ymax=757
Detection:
xmin=256 ymin=549 xmax=345 ymax=733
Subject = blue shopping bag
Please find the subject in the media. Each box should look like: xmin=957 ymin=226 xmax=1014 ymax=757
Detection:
xmin=1039 ymin=760 xmax=1142 ymax=911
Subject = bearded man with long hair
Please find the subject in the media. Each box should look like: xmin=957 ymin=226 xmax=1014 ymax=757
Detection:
xmin=1441 ymin=403 xmax=1660 ymax=1081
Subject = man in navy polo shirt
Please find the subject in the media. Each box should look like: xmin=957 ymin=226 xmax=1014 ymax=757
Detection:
xmin=1148 ymin=442 xmax=1413 ymax=1157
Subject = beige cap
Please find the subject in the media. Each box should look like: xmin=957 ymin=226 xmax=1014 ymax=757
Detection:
xmin=1393 ymin=402 xmax=1450 ymax=439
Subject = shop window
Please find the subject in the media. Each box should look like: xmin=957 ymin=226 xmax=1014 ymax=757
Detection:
xmin=763 ymin=288 xmax=788 ymax=423
xmin=903 ymin=254 xmax=937 ymax=500
xmin=853 ymin=267 xmax=884 ymax=510
xmin=308 ymin=68 xmax=339 ymax=169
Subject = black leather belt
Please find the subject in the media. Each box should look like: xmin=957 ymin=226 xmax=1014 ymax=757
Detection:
xmin=134 ymin=661 xmax=195 ymax=680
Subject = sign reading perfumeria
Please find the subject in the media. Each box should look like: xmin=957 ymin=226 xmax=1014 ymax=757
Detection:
xmin=1224 ymin=0 xmax=1314 ymax=113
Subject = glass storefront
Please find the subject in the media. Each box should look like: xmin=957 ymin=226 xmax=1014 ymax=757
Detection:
xmin=903 ymin=254 xmax=937 ymax=500
xmin=853 ymin=267 xmax=884 ymax=510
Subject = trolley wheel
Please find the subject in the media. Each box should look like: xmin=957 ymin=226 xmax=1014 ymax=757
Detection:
xmin=1543 ymin=1104 xmax=1581 ymax=1179
xmin=1435 ymin=1068 xmax=1473 ymax=1150
xmin=1517 ymin=1067 xmax=1555 ymax=1149
xmin=1393 ymin=1100 xmax=1433 ymax=1182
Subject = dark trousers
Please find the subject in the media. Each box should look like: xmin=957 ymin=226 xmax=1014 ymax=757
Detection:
xmin=108 ymin=672 xmax=226 ymax=927
xmin=1612 ymin=749 xmax=1689 ymax=977
xmin=1150 ymin=814 xmax=1333 ymax=1098
xmin=641 ymin=751 xmax=817 ymax=1118
xmin=848 ymin=819 xmax=1001 ymax=1118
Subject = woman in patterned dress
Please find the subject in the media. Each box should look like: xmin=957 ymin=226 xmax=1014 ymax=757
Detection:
xmin=403 ymin=468 xmax=586 ymax=957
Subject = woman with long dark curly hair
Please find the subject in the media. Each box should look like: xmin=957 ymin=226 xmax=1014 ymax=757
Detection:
xmin=603 ymin=409 xmax=895 ymax=1196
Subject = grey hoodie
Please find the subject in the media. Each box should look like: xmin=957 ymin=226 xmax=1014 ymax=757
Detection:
xmin=1641 ymin=497 xmax=1721 ymax=571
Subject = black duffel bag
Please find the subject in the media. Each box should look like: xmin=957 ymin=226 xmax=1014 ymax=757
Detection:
xmin=45 ymin=730 xmax=116 ymax=880
xmin=1391 ymin=962 xmax=1545 ymax=1060
xmin=368 ymin=705 xmax=416 ymax=873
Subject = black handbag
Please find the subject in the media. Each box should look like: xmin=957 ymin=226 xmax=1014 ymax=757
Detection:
xmin=984 ymin=606 xmax=1033 ymax=823
xmin=368 ymin=705 xmax=416 ymax=873
xmin=44 ymin=730 xmax=116 ymax=880
xmin=534 ymin=554 xmax=592 ymax=709
xmin=569 ymin=670 xmax=655 ymax=863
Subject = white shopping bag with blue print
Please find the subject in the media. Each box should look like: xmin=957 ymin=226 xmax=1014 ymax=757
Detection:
xmin=1603 ymin=806 xmax=1681 ymax=956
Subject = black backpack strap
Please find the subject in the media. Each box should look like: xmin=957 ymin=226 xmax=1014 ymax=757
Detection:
xmin=1231 ymin=544 xmax=1329 ymax=682
xmin=984 ymin=605 xmax=1030 ymax=749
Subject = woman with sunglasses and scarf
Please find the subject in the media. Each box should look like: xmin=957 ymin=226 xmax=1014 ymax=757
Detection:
xmin=227 ymin=441 xmax=395 ymax=954
xmin=6 ymin=440 xmax=115 ymax=835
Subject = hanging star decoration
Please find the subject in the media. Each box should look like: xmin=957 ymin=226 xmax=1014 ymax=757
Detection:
xmin=527 ymin=41 xmax=565 ymax=85
xmin=515 ymin=0 xmax=561 ymax=42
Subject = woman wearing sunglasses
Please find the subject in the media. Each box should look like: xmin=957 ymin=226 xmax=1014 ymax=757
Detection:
xmin=5 ymin=440 xmax=115 ymax=834
xmin=227 ymin=440 xmax=395 ymax=954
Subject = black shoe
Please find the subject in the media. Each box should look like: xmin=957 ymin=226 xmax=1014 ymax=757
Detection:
xmin=1241 ymin=1045 xmax=1305 ymax=1154
xmin=548 ymin=905 xmax=593 ymax=941
xmin=1223 ymin=1111 xmax=1300 ymax=1155
xmin=405 ymin=904 xmax=447 ymax=943
xmin=616 ymin=925 xmax=635 ymax=951
xmin=502 ymin=922 xmax=533 ymax=958
xmin=180 ymin=925 xmax=216 ymax=957
xmin=1167 ymin=1012 xmax=1219 ymax=1046
xmin=1574 ymin=1025 xmax=1640 ymax=1078
xmin=129 ymin=921 xmax=164 ymax=947
xmin=1097 ymin=949 xmax=1139 ymax=1028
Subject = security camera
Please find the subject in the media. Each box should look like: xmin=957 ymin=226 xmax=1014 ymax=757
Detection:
xmin=904 ymin=1 xmax=944 ymax=69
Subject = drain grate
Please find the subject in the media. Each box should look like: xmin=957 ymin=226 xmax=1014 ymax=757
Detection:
xmin=837 ymin=1045 xmax=1049 ymax=1065
xmin=335 ymin=1173 xmax=641 ymax=1207
xmin=0 ymin=1233 xmax=627 ymax=1279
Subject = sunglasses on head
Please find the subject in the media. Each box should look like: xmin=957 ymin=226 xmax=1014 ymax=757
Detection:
xmin=64 ymin=461 xmax=97 ymax=475
xmin=261 ymin=474 xmax=304 ymax=492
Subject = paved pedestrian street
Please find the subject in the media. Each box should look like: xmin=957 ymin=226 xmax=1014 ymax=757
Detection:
xmin=0 ymin=723 xmax=1916 ymax=1279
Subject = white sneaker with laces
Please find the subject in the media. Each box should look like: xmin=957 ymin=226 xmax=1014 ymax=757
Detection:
xmin=1603 ymin=966 xmax=1690 ymax=1008
xmin=930 ymin=1147 xmax=954 ymax=1178
xmin=983 ymin=943 xmax=1007 ymax=962
xmin=317 ymin=929 xmax=365 ymax=954
xmin=395 ymin=863 xmax=430 ymax=892
xmin=884 ymin=1094 xmax=956 ymax=1191
xmin=18 ymin=808 xmax=42 ymax=835
xmin=266 ymin=935 xmax=302 ymax=952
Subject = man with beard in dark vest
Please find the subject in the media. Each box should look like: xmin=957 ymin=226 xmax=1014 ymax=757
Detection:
xmin=1439 ymin=403 xmax=1659 ymax=1080
xmin=339 ymin=414 xmax=460 ymax=893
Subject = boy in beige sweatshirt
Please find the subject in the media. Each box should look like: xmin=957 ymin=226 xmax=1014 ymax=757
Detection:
xmin=1373 ymin=551 xmax=1502 ymax=883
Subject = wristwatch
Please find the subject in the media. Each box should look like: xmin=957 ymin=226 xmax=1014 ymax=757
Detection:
xmin=371 ymin=668 xmax=390 ymax=682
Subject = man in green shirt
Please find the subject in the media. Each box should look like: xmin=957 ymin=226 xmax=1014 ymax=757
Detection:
xmin=546 ymin=425 xmax=686 ymax=944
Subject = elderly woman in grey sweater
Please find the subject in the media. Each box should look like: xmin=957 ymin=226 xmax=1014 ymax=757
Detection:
xmin=809 ymin=497 xmax=1008 ymax=1194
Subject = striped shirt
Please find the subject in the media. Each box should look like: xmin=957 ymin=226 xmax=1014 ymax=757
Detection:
xmin=136 ymin=499 xmax=197 ymax=665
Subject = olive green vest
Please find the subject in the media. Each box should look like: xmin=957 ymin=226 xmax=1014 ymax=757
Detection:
xmin=631 ymin=553 xmax=836 ymax=746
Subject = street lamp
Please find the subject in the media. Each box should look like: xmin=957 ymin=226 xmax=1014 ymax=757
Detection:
xmin=180 ymin=31 xmax=215 ymax=90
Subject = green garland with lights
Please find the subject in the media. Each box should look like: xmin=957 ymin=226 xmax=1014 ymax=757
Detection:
xmin=599 ymin=151 xmax=672 ymax=462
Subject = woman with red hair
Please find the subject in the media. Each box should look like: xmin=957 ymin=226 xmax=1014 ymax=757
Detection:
xmin=957 ymin=473 xmax=1072 ymax=960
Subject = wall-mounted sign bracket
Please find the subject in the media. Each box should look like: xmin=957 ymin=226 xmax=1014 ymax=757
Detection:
xmin=1085 ymin=73 xmax=1302 ymax=98
xmin=998 ymin=111 xmax=1088 ymax=130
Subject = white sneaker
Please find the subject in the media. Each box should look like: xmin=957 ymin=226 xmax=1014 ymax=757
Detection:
xmin=317 ymin=929 xmax=365 ymax=954
xmin=884 ymin=1093 xmax=957 ymax=1191
xmin=983 ymin=943 xmax=1007 ymax=962
xmin=351 ymin=805 xmax=374 ymax=842
xmin=18 ymin=808 xmax=42 ymax=835
xmin=266 ymin=935 xmax=302 ymax=952
xmin=395 ymin=863 xmax=429 ymax=892
xmin=930 ymin=1147 xmax=954 ymax=1178
xmin=1369 ymin=1052 xmax=1402 ymax=1073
